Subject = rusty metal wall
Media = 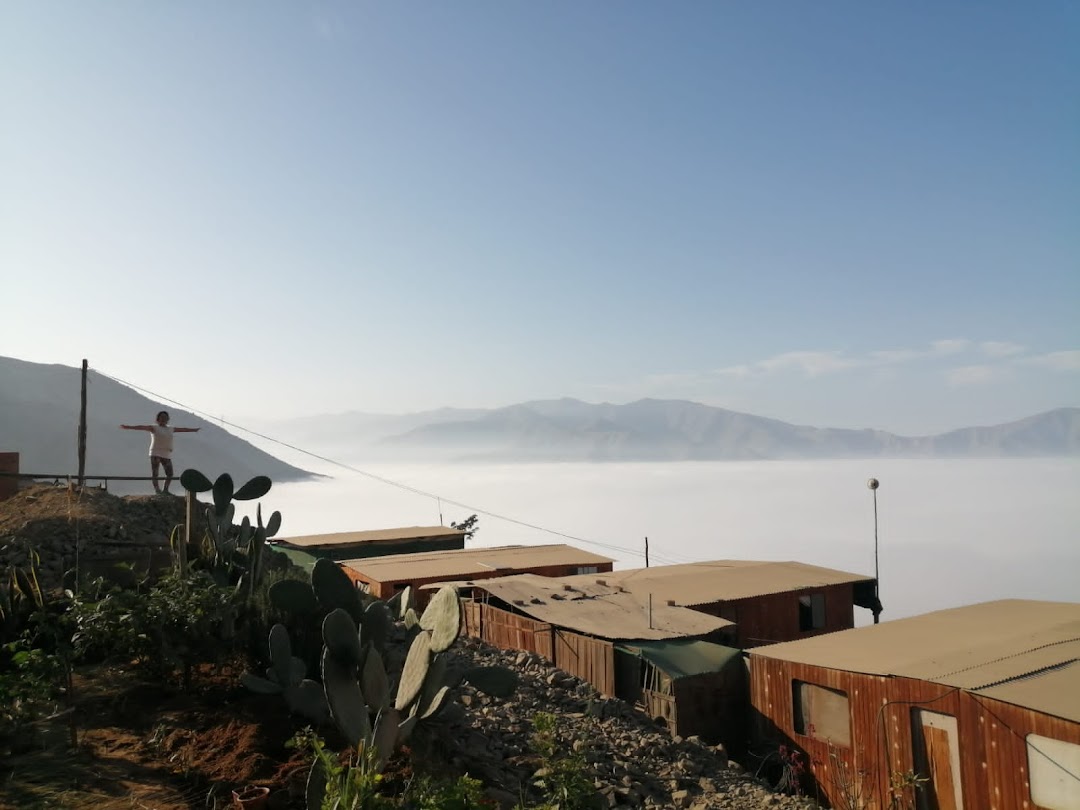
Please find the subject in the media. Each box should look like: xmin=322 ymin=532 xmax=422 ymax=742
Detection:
xmin=694 ymin=583 xmax=857 ymax=648
xmin=749 ymin=656 xmax=1080 ymax=810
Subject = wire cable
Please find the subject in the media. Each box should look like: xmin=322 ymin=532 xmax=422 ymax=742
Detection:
xmin=92 ymin=367 xmax=696 ymax=565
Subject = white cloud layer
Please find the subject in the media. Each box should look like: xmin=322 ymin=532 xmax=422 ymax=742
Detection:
xmin=227 ymin=459 xmax=1080 ymax=625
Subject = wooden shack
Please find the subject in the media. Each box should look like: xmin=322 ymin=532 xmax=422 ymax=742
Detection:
xmin=747 ymin=600 xmax=1080 ymax=810
xmin=273 ymin=525 xmax=466 ymax=562
xmin=561 ymin=560 xmax=880 ymax=647
xmin=455 ymin=574 xmax=746 ymax=750
xmin=338 ymin=544 xmax=613 ymax=604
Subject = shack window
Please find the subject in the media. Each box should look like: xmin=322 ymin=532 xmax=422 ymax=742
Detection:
xmin=1027 ymin=734 xmax=1080 ymax=810
xmin=792 ymin=680 xmax=850 ymax=747
xmin=575 ymin=565 xmax=599 ymax=575
xmin=798 ymin=593 xmax=826 ymax=631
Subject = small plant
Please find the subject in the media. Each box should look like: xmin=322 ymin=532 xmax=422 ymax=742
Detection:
xmin=525 ymin=712 xmax=600 ymax=810
xmin=408 ymin=774 xmax=494 ymax=809
xmin=888 ymin=769 xmax=929 ymax=810
xmin=0 ymin=548 xmax=45 ymax=643
xmin=289 ymin=728 xmax=395 ymax=810
xmin=0 ymin=637 xmax=67 ymax=747
xmin=827 ymin=745 xmax=873 ymax=810
xmin=754 ymin=742 xmax=806 ymax=796
xmin=68 ymin=570 xmax=236 ymax=688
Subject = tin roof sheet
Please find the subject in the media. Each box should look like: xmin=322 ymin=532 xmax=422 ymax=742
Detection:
xmin=276 ymin=525 xmax=465 ymax=549
xmin=457 ymin=574 xmax=733 ymax=641
xmin=560 ymin=560 xmax=873 ymax=606
xmin=339 ymin=544 xmax=613 ymax=583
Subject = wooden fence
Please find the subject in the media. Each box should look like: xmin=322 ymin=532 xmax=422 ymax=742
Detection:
xmin=461 ymin=600 xmax=615 ymax=696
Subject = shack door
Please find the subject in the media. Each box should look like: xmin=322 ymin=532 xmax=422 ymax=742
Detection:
xmin=911 ymin=709 xmax=964 ymax=810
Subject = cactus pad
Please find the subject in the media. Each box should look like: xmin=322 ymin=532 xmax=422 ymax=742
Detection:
xmin=371 ymin=707 xmax=400 ymax=771
xmin=269 ymin=624 xmax=293 ymax=685
xmin=269 ymin=579 xmax=318 ymax=614
xmin=394 ymin=630 xmax=432 ymax=711
xmin=419 ymin=585 xmax=461 ymax=653
xmin=361 ymin=647 xmax=391 ymax=711
xmin=240 ymin=672 xmax=282 ymax=695
xmin=420 ymin=685 xmax=452 ymax=719
xmin=284 ymin=679 xmax=330 ymax=725
xmin=361 ymin=600 xmax=391 ymax=651
xmin=322 ymin=608 xmax=362 ymax=664
xmin=212 ymin=473 xmax=234 ymax=516
xmin=312 ymin=558 xmax=363 ymax=622
xmin=179 ymin=468 xmax=213 ymax=493
xmin=322 ymin=647 xmax=371 ymax=747
xmin=233 ymin=475 xmax=272 ymax=501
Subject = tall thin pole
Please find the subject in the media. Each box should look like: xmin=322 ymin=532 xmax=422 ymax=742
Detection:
xmin=644 ymin=536 xmax=649 ymax=568
xmin=77 ymin=359 xmax=88 ymax=488
xmin=868 ymin=478 xmax=881 ymax=624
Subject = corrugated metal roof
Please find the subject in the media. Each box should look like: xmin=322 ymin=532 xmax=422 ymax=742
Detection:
xmin=276 ymin=525 xmax=465 ymax=548
xmin=339 ymin=543 xmax=614 ymax=583
xmin=457 ymin=574 xmax=733 ymax=641
xmin=561 ymin=560 xmax=873 ymax=606
xmin=617 ymin=639 xmax=743 ymax=679
xmin=750 ymin=600 xmax=1080 ymax=722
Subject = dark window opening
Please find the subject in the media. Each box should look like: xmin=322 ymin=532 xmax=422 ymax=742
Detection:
xmin=798 ymin=593 xmax=826 ymax=631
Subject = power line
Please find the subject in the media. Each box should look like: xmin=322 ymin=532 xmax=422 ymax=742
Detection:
xmin=92 ymin=367 xmax=695 ymax=565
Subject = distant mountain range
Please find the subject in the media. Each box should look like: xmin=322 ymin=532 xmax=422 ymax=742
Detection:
xmin=0 ymin=357 xmax=314 ymax=491
xmin=270 ymin=398 xmax=1080 ymax=462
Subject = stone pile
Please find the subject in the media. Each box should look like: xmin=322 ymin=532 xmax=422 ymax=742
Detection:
xmin=436 ymin=638 xmax=820 ymax=810
xmin=0 ymin=484 xmax=205 ymax=589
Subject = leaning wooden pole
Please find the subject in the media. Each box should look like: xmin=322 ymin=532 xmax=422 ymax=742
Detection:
xmin=77 ymin=359 xmax=88 ymax=488
xmin=181 ymin=490 xmax=193 ymax=577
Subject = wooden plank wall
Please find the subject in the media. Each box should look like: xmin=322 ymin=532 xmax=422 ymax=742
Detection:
xmin=459 ymin=601 xmax=617 ymax=697
xmin=554 ymin=630 xmax=615 ymax=697
xmin=481 ymin=605 xmax=555 ymax=662
xmin=749 ymin=656 xmax=1080 ymax=810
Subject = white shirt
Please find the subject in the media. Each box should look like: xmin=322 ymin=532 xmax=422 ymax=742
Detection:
xmin=149 ymin=425 xmax=174 ymax=458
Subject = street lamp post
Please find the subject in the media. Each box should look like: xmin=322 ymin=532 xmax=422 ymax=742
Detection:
xmin=867 ymin=478 xmax=881 ymax=624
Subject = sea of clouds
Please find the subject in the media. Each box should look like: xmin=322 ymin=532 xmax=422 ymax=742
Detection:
xmin=230 ymin=456 xmax=1080 ymax=625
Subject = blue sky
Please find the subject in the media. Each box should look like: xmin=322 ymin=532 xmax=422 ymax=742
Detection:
xmin=2 ymin=2 xmax=1077 ymax=434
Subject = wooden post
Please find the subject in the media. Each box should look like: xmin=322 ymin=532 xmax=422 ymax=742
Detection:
xmin=77 ymin=359 xmax=88 ymax=488
xmin=181 ymin=490 xmax=193 ymax=576
xmin=644 ymin=536 xmax=649 ymax=568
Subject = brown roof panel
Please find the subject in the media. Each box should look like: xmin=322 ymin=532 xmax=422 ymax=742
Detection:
xmin=976 ymin=659 xmax=1080 ymax=724
xmin=561 ymin=560 xmax=873 ymax=606
xmin=276 ymin=525 xmax=465 ymax=549
xmin=339 ymin=543 xmax=613 ymax=583
xmin=458 ymin=574 xmax=734 ymax=641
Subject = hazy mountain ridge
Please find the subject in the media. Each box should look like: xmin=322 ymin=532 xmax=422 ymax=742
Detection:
xmin=378 ymin=398 xmax=1080 ymax=461
xmin=1 ymin=357 xmax=315 ymax=490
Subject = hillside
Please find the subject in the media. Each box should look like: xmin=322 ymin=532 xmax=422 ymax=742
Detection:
xmin=0 ymin=357 xmax=314 ymax=492
xmin=271 ymin=397 xmax=1080 ymax=462
xmin=0 ymin=485 xmax=814 ymax=809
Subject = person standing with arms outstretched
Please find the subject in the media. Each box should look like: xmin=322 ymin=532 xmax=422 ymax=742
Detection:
xmin=120 ymin=411 xmax=199 ymax=494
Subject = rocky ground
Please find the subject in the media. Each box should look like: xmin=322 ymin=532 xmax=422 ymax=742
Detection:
xmin=441 ymin=639 xmax=819 ymax=809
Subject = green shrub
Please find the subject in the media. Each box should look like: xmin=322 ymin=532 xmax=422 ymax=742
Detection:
xmin=525 ymin=712 xmax=600 ymax=810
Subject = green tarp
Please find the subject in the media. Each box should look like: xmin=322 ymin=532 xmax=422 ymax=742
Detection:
xmin=616 ymin=638 xmax=742 ymax=680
